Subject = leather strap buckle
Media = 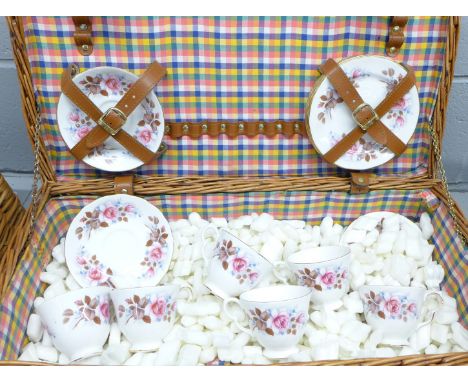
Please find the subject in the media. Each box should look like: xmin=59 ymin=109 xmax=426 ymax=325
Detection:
xmin=352 ymin=103 xmax=379 ymax=131
xmin=98 ymin=107 xmax=127 ymax=136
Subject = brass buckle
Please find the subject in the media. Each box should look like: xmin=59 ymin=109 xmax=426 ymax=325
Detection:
xmin=98 ymin=107 xmax=127 ymax=136
xmin=352 ymin=103 xmax=379 ymax=131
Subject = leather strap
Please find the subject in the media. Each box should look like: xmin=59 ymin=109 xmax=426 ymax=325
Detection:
xmin=114 ymin=175 xmax=134 ymax=195
xmin=165 ymin=120 xmax=306 ymax=138
xmin=386 ymin=17 xmax=409 ymax=57
xmin=350 ymin=172 xmax=376 ymax=194
xmin=72 ymin=17 xmax=93 ymax=56
xmin=61 ymin=61 xmax=167 ymax=163
xmin=319 ymin=58 xmax=415 ymax=164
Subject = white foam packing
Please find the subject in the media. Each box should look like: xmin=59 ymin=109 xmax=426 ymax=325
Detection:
xmin=20 ymin=212 xmax=467 ymax=365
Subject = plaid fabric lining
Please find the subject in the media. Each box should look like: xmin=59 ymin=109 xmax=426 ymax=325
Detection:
xmin=22 ymin=16 xmax=447 ymax=179
xmin=1 ymin=189 xmax=465 ymax=359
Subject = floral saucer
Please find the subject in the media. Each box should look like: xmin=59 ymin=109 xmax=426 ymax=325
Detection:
xmin=65 ymin=195 xmax=173 ymax=288
xmin=57 ymin=66 xmax=165 ymax=172
xmin=340 ymin=211 xmax=423 ymax=246
xmin=306 ymin=56 xmax=419 ymax=170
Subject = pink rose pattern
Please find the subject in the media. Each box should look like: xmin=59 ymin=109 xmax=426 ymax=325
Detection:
xmin=75 ymin=199 xmax=139 ymax=240
xmin=62 ymin=294 xmax=110 ymax=329
xmin=295 ymin=266 xmax=347 ymax=292
xmin=213 ymin=239 xmax=259 ymax=286
xmin=117 ymin=294 xmax=176 ymax=324
xmin=317 ymin=70 xmax=369 ymax=124
xmin=140 ymin=216 xmax=170 ymax=278
xmin=363 ymin=291 xmax=418 ymax=321
xmin=75 ymin=249 xmax=115 ymax=288
xmin=249 ymin=307 xmax=307 ymax=336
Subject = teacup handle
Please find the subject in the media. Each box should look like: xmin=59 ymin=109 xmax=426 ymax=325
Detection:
xmin=416 ymin=290 xmax=444 ymax=330
xmin=273 ymin=261 xmax=289 ymax=284
xmin=201 ymin=225 xmax=220 ymax=266
xmin=223 ymin=297 xmax=253 ymax=336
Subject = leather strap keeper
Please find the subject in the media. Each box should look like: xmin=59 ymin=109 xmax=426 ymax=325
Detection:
xmin=114 ymin=175 xmax=134 ymax=195
xmin=386 ymin=17 xmax=409 ymax=57
xmin=61 ymin=61 xmax=167 ymax=164
xmin=72 ymin=17 xmax=93 ymax=56
xmin=350 ymin=172 xmax=376 ymax=194
xmin=318 ymin=58 xmax=416 ymax=165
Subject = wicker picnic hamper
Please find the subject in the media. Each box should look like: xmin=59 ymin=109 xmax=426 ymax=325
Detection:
xmin=0 ymin=16 xmax=467 ymax=366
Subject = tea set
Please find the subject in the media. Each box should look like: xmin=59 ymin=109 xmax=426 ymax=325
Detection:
xmin=36 ymin=201 xmax=445 ymax=362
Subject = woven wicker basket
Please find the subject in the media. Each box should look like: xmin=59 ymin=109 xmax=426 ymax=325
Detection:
xmin=0 ymin=16 xmax=466 ymax=366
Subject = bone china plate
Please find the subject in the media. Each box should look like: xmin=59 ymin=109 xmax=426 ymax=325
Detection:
xmin=57 ymin=66 xmax=164 ymax=172
xmin=65 ymin=195 xmax=173 ymax=288
xmin=340 ymin=211 xmax=423 ymax=246
xmin=306 ymin=55 xmax=419 ymax=170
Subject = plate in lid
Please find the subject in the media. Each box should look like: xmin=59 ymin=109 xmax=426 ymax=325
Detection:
xmin=57 ymin=66 xmax=164 ymax=172
xmin=306 ymin=55 xmax=419 ymax=170
xmin=65 ymin=195 xmax=173 ymax=288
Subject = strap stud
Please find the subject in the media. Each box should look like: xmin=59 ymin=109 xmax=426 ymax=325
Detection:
xmin=392 ymin=25 xmax=400 ymax=32
xmin=164 ymin=125 xmax=170 ymax=134
xmin=258 ymin=123 xmax=264 ymax=132
xmin=202 ymin=124 xmax=208 ymax=132
xmin=79 ymin=23 xmax=88 ymax=31
xmin=182 ymin=124 xmax=189 ymax=133
xmin=81 ymin=44 xmax=89 ymax=52
xmin=389 ymin=46 xmax=397 ymax=54
xmin=238 ymin=123 xmax=244 ymax=132
xmin=276 ymin=123 xmax=282 ymax=132
xmin=220 ymin=124 xmax=226 ymax=132
xmin=357 ymin=177 xmax=364 ymax=184
xmin=294 ymin=123 xmax=300 ymax=133
xmin=121 ymin=188 xmax=128 ymax=194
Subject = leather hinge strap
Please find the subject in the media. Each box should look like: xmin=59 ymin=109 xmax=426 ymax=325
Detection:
xmin=61 ymin=61 xmax=167 ymax=163
xmin=72 ymin=16 xmax=93 ymax=56
xmin=386 ymin=16 xmax=409 ymax=57
xmin=319 ymin=58 xmax=415 ymax=165
xmin=350 ymin=172 xmax=376 ymax=194
xmin=114 ymin=175 xmax=134 ymax=195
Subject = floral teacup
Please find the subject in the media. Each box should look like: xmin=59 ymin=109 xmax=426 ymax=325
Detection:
xmin=111 ymin=285 xmax=183 ymax=352
xmin=202 ymin=226 xmax=274 ymax=299
xmin=274 ymin=246 xmax=351 ymax=310
xmin=37 ymin=286 xmax=111 ymax=362
xmin=359 ymin=285 xmax=444 ymax=346
xmin=224 ymin=285 xmax=312 ymax=359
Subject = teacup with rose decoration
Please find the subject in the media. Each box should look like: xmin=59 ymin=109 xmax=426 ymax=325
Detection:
xmin=359 ymin=285 xmax=444 ymax=346
xmin=201 ymin=225 xmax=275 ymax=299
xmin=224 ymin=285 xmax=312 ymax=359
xmin=37 ymin=286 xmax=111 ymax=362
xmin=110 ymin=284 xmax=190 ymax=352
xmin=274 ymin=246 xmax=351 ymax=310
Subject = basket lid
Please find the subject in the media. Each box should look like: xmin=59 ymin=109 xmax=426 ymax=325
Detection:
xmin=14 ymin=16 xmax=455 ymax=180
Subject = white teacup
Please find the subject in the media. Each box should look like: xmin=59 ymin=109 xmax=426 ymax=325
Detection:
xmin=202 ymin=226 xmax=274 ymax=299
xmin=110 ymin=285 xmax=181 ymax=351
xmin=359 ymin=285 xmax=444 ymax=346
xmin=37 ymin=286 xmax=111 ymax=362
xmin=274 ymin=246 xmax=351 ymax=310
xmin=224 ymin=285 xmax=311 ymax=359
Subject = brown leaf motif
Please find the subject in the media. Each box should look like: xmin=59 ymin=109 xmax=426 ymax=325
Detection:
xmin=62 ymin=294 xmax=109 ymax=328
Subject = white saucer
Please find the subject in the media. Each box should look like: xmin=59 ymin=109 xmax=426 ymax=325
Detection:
xmin=65 ymin=195 xmax=173 ymax=288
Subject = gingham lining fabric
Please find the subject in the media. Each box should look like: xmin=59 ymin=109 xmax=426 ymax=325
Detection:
xmin=0 ymin=190 xmax=466 ymax=359
xmin=22 ymin=16 xmax=447 ymax=179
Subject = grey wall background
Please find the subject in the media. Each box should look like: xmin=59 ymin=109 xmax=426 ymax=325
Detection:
xmin=0 ymin=17 xmax=467 ymax=215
